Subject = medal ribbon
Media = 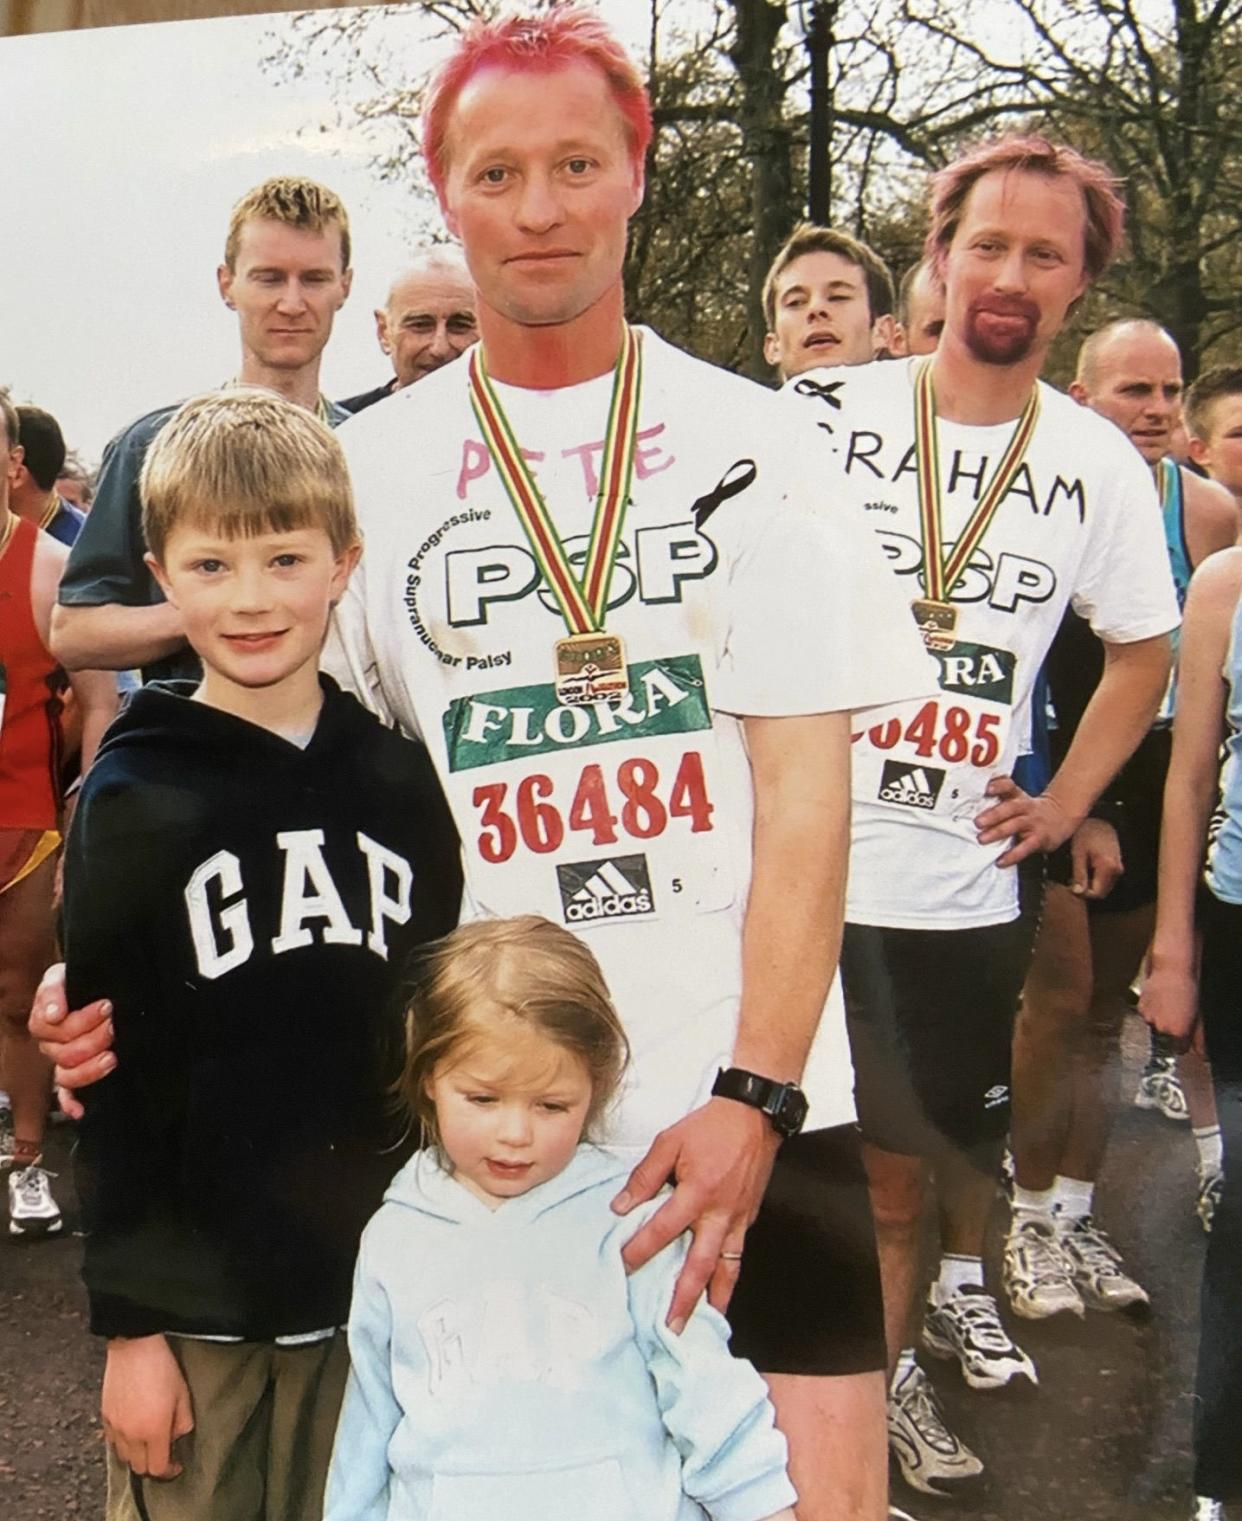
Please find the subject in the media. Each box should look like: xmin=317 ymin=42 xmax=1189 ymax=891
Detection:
xmin=468 ymin=326 xmax=643 ymax=635
xmin=913 ymin=358 xmax=1041 ymax=602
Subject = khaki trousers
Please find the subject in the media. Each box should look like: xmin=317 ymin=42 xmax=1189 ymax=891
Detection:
xmin=105 ymin=1333 xmax=349 ymax=1521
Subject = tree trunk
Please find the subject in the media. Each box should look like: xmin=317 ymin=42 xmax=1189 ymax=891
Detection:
xmin=728 ymin=0 xmax=795 ymax=379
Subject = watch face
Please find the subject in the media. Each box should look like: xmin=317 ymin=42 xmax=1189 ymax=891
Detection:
xmin=775 ymin=1086 xmax=809 ymax=1137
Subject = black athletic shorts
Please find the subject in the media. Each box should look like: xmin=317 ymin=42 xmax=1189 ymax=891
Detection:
xmin=1047 ymin=727 xmax=1170 ymax=915
xmin=839 ymin=911 xmax=1038 ymax=1164
xmin=728 ymin=1123 xmax=886 ymax=1377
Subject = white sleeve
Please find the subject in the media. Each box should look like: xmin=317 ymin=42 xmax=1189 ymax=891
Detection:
xmin=713 ymin=488 xmax=938 ymax=719
xmin=1071 ymin=439 xmax=1181 ymax=644
xmin=322 ymin=549 xmax=406 ymax=734
xmin=626 ymin=1214 xmax=797 ymax=1521
xmin=322 ymin=1237 xmax=401 ymax=1521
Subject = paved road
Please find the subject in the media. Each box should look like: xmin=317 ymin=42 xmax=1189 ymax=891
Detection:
xmin=0 ymin=1012 xmax=1209 ymax=1518
xmin=910 ymin=1013 xmax=1204 ymax=1521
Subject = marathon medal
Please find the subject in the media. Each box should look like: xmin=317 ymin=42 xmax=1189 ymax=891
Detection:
xmin=553 ymin=631 xmax=629 ymax=707
xmin=469 ymin=326 xmax=643 ymax=708
xmin=910 ymin=597 xmax=957 ymax=651
xmin=911 ymin=359 xmax=1040 ymax=651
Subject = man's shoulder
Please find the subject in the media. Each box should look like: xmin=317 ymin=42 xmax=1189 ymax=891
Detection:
xmin=103 ymin=401 xmax=185 ymax=459
xmin=779 ymin=355 xmax=913 ymax=422
xmin=1182 ymin=463 xmax=1239 ymax=521
xmin=1036 ymin=382 xmax=1135 ymax=458
xmin=641 ymin=327 xmax=771 ymax=400
xmin=335 ymin=380 xmax=396 ymax=416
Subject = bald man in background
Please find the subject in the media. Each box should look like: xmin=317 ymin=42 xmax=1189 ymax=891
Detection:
xmin=338 ymin=246 xmax=477 ymax=413
xmin=891 ymin=262 xmax=945 ymax=358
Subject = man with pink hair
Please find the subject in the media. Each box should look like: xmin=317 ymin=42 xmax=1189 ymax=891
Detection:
xmin=33 ymin=9 xmax=932 ymax=1519
xmin=782 ymin=135 xmax=1179 ymax=1505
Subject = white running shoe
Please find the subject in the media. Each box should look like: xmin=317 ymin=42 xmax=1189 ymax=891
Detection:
xmin=8 ymin=1162 xmax=64 ymax=1237
xmin=998 ymin=1145 xmax=1015 ymax=1199
xmin=1197 ymin=1170 xmax=1224 ymax=1234
xmin=1057 ymin=1214 xmax=1149 ymax=1312
xmin=887 ymin=1361 xmax=984 ymax=1496
xmin=1003 ymin=1215 xmax=1085 ymax=1320
xmin=1134 ymin=1056 xmax=1190 ymax=1121
xmin=923 ymin=1285 xmax=1038 ymax=1390
xmin=0 ymin=1107 xmax=14 ymax=1170
xmin=1192 ymin=1498 xmax=1225 ymax=1520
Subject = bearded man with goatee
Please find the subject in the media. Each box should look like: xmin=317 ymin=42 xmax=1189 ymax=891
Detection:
xmin=780 ymin=135 xmax=1180 ymax=1508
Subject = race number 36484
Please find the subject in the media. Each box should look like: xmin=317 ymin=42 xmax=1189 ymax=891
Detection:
xmin=471 ymin=751 xmax=715 ymax=864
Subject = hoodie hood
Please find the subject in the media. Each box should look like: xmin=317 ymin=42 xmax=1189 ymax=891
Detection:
xmin=95 ymin=673 xmax=363 ymax=774
xmin=383 ymin=1143 xmax=635 ymax=1227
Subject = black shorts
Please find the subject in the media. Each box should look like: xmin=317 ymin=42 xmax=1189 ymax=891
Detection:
xmin=728 ymin=1123 xmax=886 ymax=1377
xmin=1047 ymin=727 xmax=1170 ymax=914
xmin=1198 ymin=888 xmax=1242 ymax=1080
xmin=840 ymin=913 xmax=1038 ymax=1164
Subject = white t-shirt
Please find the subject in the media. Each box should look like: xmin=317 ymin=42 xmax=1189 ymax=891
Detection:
xmin=782 ymin=357 xmax=1181 ymax=931
xmin=327 ymin=329 xmax=932 ymax=1143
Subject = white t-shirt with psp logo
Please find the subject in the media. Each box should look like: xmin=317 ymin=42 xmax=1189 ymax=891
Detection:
xmin=327 ymin=329 xmax=931 ymax=1143
xmin=783 ymin=357 xmax=1180 ymax=931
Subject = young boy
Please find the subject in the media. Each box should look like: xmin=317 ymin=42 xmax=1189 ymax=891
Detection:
xmin=1187 ymin=365 xmax=1242 ymax=523
xmin=64 ymin=389 xmax=462 ymax=1521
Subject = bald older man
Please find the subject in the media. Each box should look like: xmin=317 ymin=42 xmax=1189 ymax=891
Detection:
xmin=891 ymin=262 xmax=945 ymax=358
xmin=339 ymin=247 xmax=478 ymax=412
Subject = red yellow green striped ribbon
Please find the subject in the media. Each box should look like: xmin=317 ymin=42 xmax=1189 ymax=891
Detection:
xmin=913 ymin=358 xmax=1041 ymax=602
xmin=469 ymin=327 xmax=643 ymax=635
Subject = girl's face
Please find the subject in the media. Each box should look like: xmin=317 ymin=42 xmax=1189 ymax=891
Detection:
xmin=427 ymin=1021 xmax=593 ymax=1209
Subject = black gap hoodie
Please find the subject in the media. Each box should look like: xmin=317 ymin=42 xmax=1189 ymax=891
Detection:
xmin=66 ymin=675 xmax=461 ymax=1340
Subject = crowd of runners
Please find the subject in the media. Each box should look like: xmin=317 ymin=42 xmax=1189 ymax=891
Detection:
xmin=3 ymin=7 xmax=1242 ymax=1521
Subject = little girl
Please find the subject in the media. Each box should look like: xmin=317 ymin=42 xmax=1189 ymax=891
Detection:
xmin=323 ymin=915 xmax=796 ymax=1521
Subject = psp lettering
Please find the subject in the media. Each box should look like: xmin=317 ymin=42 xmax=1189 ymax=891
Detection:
xmin=874 ymin=531 xmax=1057 ymax=613
xmin=445 ymin=522 xmax=718 ymax=626
xmin=184 ymin=830 xmax=414 ymax=979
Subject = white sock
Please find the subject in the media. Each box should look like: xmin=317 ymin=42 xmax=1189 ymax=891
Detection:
xmin=932 ymin=1253 xmax=984 ymax=1305
xmin=891 ymin=1347 xmax=918 ymax=1392
xmin=1011 ymin=1183 xmax=1057 ymax=1218
xmin=1051 ymin=1175 xmax=1095 ymax=1223
xmin=1195 ymin=1125 xmax=1223 ymax=1179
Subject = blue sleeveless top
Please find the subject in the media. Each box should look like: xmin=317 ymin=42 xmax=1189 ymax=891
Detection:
xmin=1206 ymin=588 xmax=1242 ymax=904
xmin=1156 ymin=458 xmax=1192 ymax=724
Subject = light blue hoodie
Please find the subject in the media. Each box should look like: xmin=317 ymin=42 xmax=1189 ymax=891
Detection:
xmin=324 ymin=1144 xmax=795 ymax=1521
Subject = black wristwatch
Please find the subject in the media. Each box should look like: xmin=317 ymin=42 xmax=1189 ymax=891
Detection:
xmin=712 ymin=1067 xmax=809 ymax=1139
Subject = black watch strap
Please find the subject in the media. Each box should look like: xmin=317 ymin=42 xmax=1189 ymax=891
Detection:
xmin=711 ymin=1066 xmax=808 ymax=1139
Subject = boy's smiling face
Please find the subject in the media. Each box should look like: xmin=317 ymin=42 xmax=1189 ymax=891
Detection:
xmin=148 ymin=524 xmax=358 ymax=702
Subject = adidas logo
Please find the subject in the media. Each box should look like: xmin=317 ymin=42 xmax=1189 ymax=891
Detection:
xmin=557 ymin=854 xmax=655 ymax=924
xmin=878 ymin=759 xmax=945 ymax=810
